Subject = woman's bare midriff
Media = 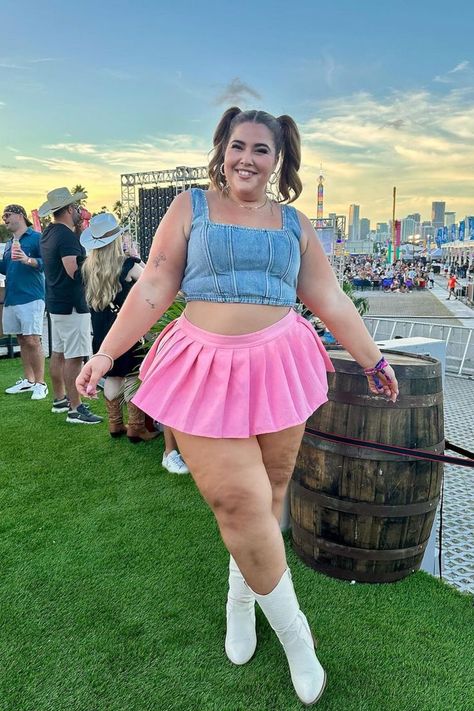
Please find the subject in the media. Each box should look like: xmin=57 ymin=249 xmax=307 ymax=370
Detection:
xmin=184 ymin=301 xmax=291 ymax=335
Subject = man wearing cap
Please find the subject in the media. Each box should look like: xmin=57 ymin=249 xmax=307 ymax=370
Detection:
xmin=39 ymin=187 xmax=102 ymax=424
xmin=1 ymin=204 xmax=48 ymax=399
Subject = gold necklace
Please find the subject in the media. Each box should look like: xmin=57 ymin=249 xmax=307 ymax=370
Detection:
xmin=228 ymin=194 xmax=268 ymax=211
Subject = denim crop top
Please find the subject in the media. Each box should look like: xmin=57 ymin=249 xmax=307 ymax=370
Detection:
xmin=180 ymin=189 xmax=302 ymax=306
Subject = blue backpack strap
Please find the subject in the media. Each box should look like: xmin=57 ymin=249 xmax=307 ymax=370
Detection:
xmin=283 ymin=204 xmax=302 ymax=241
xmin=190 ymin=188 xmax=209 ymax=222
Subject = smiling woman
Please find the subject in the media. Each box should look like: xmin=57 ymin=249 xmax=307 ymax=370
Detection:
xmin=208 ymin=107 xmax=302 ymax=205
xmin=75 ymin=105 xmax=399 ymax=707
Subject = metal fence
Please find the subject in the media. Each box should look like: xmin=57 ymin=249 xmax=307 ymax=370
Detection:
xmin=3 ymin=313 xmax=473 ymax=378
xmin=363 ymin=317 xmax=473 ymax=377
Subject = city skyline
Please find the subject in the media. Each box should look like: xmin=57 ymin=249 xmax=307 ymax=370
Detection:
xmin=1 ymin=0 xmax=473 ymax=223
xmin=345 ymin=200 xmax=471 ymax=236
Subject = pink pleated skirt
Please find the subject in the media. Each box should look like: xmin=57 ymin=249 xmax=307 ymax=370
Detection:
xmin=132 ymin=309 xmax=335 ymax=439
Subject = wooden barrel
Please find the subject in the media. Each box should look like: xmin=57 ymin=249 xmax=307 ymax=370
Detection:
xmin=291 ymin=350 xmax=444 ymax=583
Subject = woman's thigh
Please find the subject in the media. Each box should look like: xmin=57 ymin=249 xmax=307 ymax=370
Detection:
xmin=170 ymin=430 xmax=273 ymax=515
xmin=257 ymin=424 xmax=306 ymax=489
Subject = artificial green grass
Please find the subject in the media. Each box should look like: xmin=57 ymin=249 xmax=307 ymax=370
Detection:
xmin=0 ymin=356 xmax=473 ymax=711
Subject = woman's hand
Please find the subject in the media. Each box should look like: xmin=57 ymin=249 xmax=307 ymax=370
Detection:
xmin=76 ymin=355 xmax=112 ymax=398
xmin=365 ymin=362 xmax=399 ymax=403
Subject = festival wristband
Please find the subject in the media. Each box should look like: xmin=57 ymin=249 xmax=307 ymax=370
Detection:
xmin=363 ymin=357 xmax=390 ymax=376
xmin=363 ymin=357 xmax=392 ymax=389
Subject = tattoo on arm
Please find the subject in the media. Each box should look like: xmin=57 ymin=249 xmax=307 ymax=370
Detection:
xmin=145 ymin=299 xmax=156 ymax=309
xmin=153 ymin=252 xmax=167 ymax=269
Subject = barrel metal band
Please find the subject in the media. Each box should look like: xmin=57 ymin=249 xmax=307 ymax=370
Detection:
xmin=303 ymin=426 xmax=474 ymax=467
xmin=292 ymin=545 xmax=417 ymax=583
xmin=291 ymin=480 xmax=440 ymax=517
xmin=291 ymin=520 xmax=427 ymax=561
xmin=302 ymin=433 xmax=445 ymax=462
xmin=328 ymin=390 xmax=443 ymax=409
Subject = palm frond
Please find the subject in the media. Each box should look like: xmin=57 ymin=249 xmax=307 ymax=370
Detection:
xmin=342 ymin=279 xmax=370 ymax=316
xmin=119 ymin=298 xmax=186 ymax=403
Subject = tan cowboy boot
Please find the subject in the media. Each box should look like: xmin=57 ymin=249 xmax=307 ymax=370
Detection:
xmin=104 ymin=396 xmax=127 ymax=438
xmin=126 ymin=402 xmax=159 ymax=443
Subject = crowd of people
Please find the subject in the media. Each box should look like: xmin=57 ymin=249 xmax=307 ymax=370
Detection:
xmin=344 ymin=257 xmax=436 ymax=292
xmin=2 ymin=107 xmax=400 ymax=706
xmin=0 ymin=190 xmax=188 ymax=474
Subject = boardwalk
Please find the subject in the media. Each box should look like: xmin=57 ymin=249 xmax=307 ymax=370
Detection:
xmin=363 ymin=283 xmax=474 ymax=595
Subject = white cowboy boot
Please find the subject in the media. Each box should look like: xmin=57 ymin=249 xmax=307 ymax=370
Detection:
xmin=250 ymin=568 xmax=326 ymax=705
xmin=225 ymin=556 xmax=257 ymax=665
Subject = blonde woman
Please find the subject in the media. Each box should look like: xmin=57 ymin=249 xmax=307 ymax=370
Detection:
xmin=81 ymin=214 xmax=157 ymax=442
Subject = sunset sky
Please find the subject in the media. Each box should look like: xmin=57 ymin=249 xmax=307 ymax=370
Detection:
xmin=1 ymin=0 xmax=473 ymax=225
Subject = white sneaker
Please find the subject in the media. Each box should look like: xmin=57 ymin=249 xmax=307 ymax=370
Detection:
xmin=162 ymin=450 xmax=189 ymax=475
xmin=5 ymin=378 xmax=35 ymax=394
xmin=31 ymin=382 xmax=49 ymax=400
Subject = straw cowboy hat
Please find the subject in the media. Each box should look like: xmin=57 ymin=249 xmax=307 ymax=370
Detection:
xmin=38 ymin=187 xmax=87 ymax=217
xmin=80 ymin=213 xmax=123 ymax=251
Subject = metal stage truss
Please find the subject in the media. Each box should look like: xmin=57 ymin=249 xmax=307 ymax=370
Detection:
xmin=120 ymin=166 xmax=208 ymax=255
xmin=310 ymin=216 xmax=347 ymax=284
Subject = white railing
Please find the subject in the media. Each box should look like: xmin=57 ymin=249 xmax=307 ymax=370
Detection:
xmin=363 ymin=317 xmax=474 ymax=377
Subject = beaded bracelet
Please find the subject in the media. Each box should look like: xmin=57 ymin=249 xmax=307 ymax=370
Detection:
xmin=89 ymin=352 xmax=114 ymax=371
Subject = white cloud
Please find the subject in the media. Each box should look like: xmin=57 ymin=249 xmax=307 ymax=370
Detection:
xmin=0 ymin=61 xmax=25 ymax=69
xmin=296 ymin=88 xmax=474 ymax=220
xmin=449 ymin=60 xmax=469 ymax=74
xmin=28 ymin=58 xmax=58 ymax=64
xmin=4 ymin=87 xmax=474 ymax=223
xmin=44 ymin=143 xmax=98 ymax=155
xmin=434 ymin=59 xmax=471 ymax=84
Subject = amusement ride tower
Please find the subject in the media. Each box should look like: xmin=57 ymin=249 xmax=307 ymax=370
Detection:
xmin=317 ymin=165 xmax=324 ymax=226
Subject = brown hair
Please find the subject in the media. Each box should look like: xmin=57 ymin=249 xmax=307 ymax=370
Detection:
xmin=208 ymin=107 xmax=302 ymax=203
xmin=52 ymin=205 xmax=70 ymax=220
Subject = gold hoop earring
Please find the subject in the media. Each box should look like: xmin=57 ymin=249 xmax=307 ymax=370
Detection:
xmin=268 ymin=172 xmax=278 ymax=186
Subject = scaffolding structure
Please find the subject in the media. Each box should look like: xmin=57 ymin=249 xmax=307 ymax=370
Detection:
xmin=310 ymin=215 xmax=347 ymax=284
xmin=120 ymin=166 xmax=208 ymax=240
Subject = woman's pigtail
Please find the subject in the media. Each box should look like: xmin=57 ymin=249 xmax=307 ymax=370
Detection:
xmin=208 ymin=106 xmax=242 ymax=191
xmin=276 ymin=115 xmax=302 ymax=203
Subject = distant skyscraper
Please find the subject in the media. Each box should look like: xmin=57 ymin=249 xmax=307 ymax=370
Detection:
xmin=348 ymin=204 xmax=360 ymax=240
xmin=360 ymin=218 xmax=370 ymax=239
xmin=421 ymin=221 xmax=434 ymax=248
xmin=431 ymin=202 xmax=446 ymax=231
xmin=406 ymin=213 xmax=421 ymax=234
xmin=445 ymin=211 xmax=456 ymax=227
xmin=401 ymin=217 xmax=417 ymax=241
